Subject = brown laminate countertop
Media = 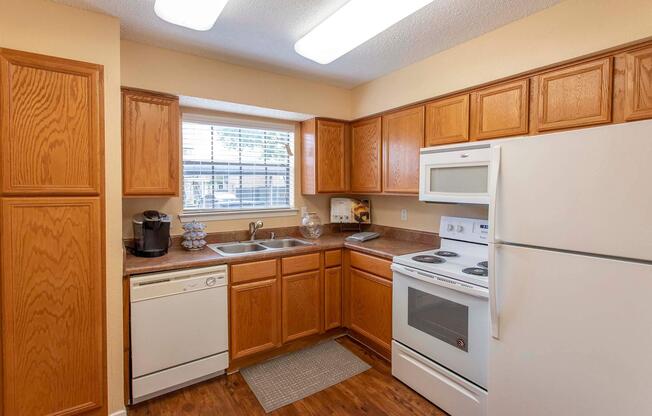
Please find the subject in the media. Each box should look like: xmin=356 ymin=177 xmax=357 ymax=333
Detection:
xmin=124 ymin=232 xmax=439 ymax=276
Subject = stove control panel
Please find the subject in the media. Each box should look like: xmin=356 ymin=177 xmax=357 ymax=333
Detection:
xmin=439 ymin=216 xmax=488 ymax=244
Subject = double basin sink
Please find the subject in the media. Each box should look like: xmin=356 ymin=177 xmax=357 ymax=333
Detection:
xmin=208 ymin=238 xmax=314 ymax=257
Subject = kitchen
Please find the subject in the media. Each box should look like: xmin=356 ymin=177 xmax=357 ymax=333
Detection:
xmin=1 ymin=0 xmax=651 ymax=415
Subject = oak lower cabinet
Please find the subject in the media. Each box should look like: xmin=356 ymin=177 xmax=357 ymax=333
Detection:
xmin=301 ymin=118 xmax=349 ymax=194
xmin=536 ymin=58 xmax=612 ymax=131
xmin=624 ymin=46 xmax=652 ymax=121
xmin=324 ymin=265 xmax=343 ymax=330
xmin=348 ymin=267 xmax=392 ymax=353
xmin=282 ymin=271 xmax=322 ymax=342
xmin=2 ymin=198 xmax=106 ymax=416
xmin=122 ymin=88 xmax=180 ymax=197
xmin=350 ymin=117 xmax=382 ymax=193
xmin=230 ymin=278 xmax=281 ymax=360
xmin=382 ymin=106 xmax=425 ymax=194
xmin=471 ymin=79 xmax=529 ymax=140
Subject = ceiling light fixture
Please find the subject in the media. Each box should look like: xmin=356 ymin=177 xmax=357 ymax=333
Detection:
xmin=294 ymin=0 xmax=434 ymax=65
xmin=154 ymin=0 xmax=229 ymax=31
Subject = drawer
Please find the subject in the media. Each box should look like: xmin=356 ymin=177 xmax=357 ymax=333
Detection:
xmin=231 ymin=259 xmax=277 ymax=284
xmin=350 ymin=251 xmax=392 ymax=280
xmin=324 ymin=249 xmax=342 ymax=268
xmin=282 ymin=253 xmax=320 ymax=275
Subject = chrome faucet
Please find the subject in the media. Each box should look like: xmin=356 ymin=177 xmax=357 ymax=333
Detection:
xmin=248 ymin=220 xmax=263 ymax=241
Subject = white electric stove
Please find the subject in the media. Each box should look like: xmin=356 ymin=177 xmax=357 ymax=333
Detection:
xmin=392 ymin=216 xmax=489 ymax=416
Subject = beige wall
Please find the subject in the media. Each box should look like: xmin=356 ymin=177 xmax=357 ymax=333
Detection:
xmin=0 ymin=0 xmax=124 ymax=413
xmin=122 ymin=108 xmax=332 ymax=238
xmin=369 ymin=196 xmax=487 ymax=233
xmin=121 ymin=40 xmax=352 ymax=120
xmin=351 ymin=0 xmax=652 ymax=118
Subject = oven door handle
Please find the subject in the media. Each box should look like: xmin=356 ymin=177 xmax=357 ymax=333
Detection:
xmin=391 ymin=264 xmax=489 ymax=299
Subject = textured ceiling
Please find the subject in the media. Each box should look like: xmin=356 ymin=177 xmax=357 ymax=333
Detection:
xmin=53 ymin=0 xmax=560 ymax=88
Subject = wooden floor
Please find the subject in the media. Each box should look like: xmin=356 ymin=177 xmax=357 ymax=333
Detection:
xmin=128 ymin=337 xmax=447 ymax=415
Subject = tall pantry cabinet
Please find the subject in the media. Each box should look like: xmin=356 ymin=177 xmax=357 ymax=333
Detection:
xmin=0 ymin=49 xmax=106 ymax=415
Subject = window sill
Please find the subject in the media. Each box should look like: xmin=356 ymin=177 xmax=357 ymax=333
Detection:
xmin=179 ymin=208 xmax=299 ymax=222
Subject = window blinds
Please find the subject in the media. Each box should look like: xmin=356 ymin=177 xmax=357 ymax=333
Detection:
xmin=182 ymin=120 xmax=294 ymax=211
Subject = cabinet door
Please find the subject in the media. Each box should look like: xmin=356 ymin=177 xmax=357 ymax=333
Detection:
xmin=230 ymin=278 xmax=280 ymax=360
xmin=425 ymin=94 xmax=470 ymax=146
xmin=1 ymin=197 xmax=105 ymax=416
xmin=316 ymin=120 xmax=348 ymax=193
xmin=282 ymin=271 xmax=321 ymax=342
xmin=382 ymin=106 xmax=424 ymax=194
xmin=537 ymin=58 xmax=612 ymax=131
xmin=324 ymin=266 xmax=342 ymax=331
xmin=471 ymin=79 xmax=529 ymax=140
xmin=0 ymin=49 xmax=102 ymax=196
xmin=350 ymin=117 xmax=382 ymax=193
xmin=122 ymin=88 xmax=179 ymax=196
xmin=625 ymin=47 xmax=652 ymax=121
xmin=349 ymin=268 xmax=392 ymax=351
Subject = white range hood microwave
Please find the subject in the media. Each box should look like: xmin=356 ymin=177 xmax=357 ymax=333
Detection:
xmin=419 ymin=141 xmax=501 ymax=205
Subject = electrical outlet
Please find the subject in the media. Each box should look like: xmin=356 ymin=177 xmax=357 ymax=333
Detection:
xmin=400 ymin=208 xmax=408 ymax=221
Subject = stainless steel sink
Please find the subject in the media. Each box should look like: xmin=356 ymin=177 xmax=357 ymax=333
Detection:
xmin=259 ymin=238 xmax=313 ymax=249
xmin=208 ymin=238 xmax=314 ymax=256
xmin=209 ymin=242 xmax=268 ymax=256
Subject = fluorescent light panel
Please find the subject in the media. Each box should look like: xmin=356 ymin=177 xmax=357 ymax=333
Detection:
xmin=295 ymin=0 xmax=435 ymax=64
xmin=154 ymin=0 xmax=229 ymax=31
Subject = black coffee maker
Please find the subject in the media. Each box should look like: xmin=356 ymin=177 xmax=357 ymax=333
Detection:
xmin=131 ymin=210 xmax=171 ymax=257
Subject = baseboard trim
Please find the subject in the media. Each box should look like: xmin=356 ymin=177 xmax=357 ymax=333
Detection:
xmin=110 ymin=410 xmax=127 ymax=416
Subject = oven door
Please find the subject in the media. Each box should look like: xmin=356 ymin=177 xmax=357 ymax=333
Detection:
xmin=392 ymin=264 xmax=489 ymax=388
xmin=419 ymin=146 xmax=492 ymax=204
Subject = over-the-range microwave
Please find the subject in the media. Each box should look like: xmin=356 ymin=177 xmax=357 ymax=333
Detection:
xmin=419 ymin=141 xmax=501 ymax=205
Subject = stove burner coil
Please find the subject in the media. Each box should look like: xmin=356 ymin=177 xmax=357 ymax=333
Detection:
xmin=463 ymin=267 xmax=488 ymax=277
xmin=412 ymin=255 xmax=446 ymax=264
xmin=434 ymin=250 xmax=459 ymax=257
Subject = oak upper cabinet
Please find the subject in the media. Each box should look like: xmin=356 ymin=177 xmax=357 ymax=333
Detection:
xmin=301 ymin=118 xmax=349 ymax=194
xmin=425 ymin=94 xmax=470 ymax=146
xmin=382 ymin=106 xmax=425 ymax=194
xmin=350 ymin=117 xmax=382 ymax=193
xmin=471 ymin=79 xmax=529 ymax=140
xmin=536 ymin=58 xmax=612 ymax=131
xmin=624 ymin=46 xmax=652 ymax=121
xmin=230 ymin=276 xmax=281 ymax=360
xmin=282 ymin=270 xmax=322 ymax=342
xmin=0 ymin=49 xmax=103 ymax=196
xmin=349 ymin=268 xmax=392 ymax=352
xmin=2 ymin=198 xmax=105 ymax=416
xmin=122 ymin=88 xmax=179 ymax=197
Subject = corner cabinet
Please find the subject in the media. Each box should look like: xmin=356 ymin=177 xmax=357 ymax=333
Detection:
xmin=301 ymin=118 xmax=349 ymax=194
xmin=382 ymin=106 xmax=424 ymax=194
xmin=0 ymin=49 xmax=106 ymax=416
xmin=122 ymin=88 xmax=180 ymax=197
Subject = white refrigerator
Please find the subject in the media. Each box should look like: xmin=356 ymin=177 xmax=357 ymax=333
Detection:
xmin=487 ymin=119 xmax=652 ymax=416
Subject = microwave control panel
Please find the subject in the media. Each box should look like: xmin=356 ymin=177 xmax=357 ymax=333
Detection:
xmin=439 ymin=216 xmax=488 ymax=244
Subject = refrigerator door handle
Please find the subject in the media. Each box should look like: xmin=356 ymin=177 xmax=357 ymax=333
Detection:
xmin=489 ymin=243 xmax=500 ymax=339
xmin=488 ymin=145 xmax=502 ymax=244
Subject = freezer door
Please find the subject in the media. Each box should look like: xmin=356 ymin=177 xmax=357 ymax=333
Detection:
xmin=488 ymin=244 xmax=652 ymax=416
xmin=494 ymin=119 xmax=652 ymax=261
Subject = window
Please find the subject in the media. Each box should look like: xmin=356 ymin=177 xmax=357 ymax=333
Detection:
xmin=181 ymin=116 xmax=295 ymax=214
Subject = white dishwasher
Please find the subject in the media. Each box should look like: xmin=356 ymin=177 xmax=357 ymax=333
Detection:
xmin=130 ymin=265 xmax=228 ymax=404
